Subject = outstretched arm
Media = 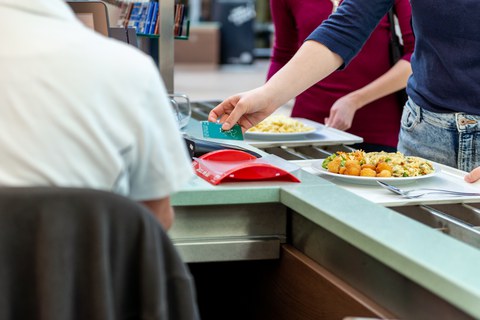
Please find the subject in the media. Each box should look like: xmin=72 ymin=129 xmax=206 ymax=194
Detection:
xmin=209 ymin=41 xmax=343 ymax=131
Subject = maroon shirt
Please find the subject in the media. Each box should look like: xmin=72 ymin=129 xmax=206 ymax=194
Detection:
xmin=267 ymin=0 xmax=414 ymax=148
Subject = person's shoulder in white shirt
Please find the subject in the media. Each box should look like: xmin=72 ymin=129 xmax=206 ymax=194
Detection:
xmin=0 ymin=0 xmax=194 ymax=229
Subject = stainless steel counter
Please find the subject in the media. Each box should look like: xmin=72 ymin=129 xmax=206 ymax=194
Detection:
xmin=170 ymin=202 xmax=287 ymax=262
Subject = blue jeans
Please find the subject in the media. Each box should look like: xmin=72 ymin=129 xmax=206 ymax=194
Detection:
xmin=398 ymin=98 xmax=480 ymax=172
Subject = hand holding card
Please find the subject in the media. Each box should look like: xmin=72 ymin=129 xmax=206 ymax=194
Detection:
xmin=202 ymin=121 xmax=244 ymax=141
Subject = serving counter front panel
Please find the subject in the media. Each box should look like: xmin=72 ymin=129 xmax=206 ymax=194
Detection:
xmin=171 ymin=202 xmax=286 ymax=262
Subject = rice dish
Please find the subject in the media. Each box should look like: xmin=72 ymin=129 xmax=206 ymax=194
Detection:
xmin=247 ymin=115 xmax=314 ymax=133
xmin=322 ymin=150 xmax=435 ymax=177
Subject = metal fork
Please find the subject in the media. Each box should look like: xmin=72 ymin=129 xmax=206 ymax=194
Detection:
xmin=376 ymin=181 xmax=480 ymax=198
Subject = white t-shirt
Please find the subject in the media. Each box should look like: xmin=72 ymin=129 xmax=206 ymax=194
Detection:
xmin=0 ymin=0 xmax=193 ymax=201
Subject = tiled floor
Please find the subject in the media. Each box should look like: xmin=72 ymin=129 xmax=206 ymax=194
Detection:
xmin=174 ymin=59 xmax=293 ymax=115
xmin=174 ymin=60 xmax=270 ymax=101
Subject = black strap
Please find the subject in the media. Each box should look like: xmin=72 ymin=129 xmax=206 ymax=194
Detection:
xmin=388 ymin=8 xmax=403 ymax=63
xmin=387 ymin=7 xmax=409 ymax=106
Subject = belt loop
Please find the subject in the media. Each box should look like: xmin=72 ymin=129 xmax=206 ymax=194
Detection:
xmin=407 ymin=97 xmax=422 ymax=121
xmin=415 ymin=99 xmax=422 ymax=122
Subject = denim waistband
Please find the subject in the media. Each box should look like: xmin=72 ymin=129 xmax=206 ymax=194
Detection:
xmin=408 ymin=98 xmax=480 ymax=132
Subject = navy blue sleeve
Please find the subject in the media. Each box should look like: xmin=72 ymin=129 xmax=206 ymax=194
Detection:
xmin=306 ymin=0 xmax=395 ymax=66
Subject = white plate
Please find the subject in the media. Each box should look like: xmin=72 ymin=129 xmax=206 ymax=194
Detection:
xmin=311 ymin=159 xmax=440 ymax=185
xmin=244 ymin=118 xmax=320 ymax=140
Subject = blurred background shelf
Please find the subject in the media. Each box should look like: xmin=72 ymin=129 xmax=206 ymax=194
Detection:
xmin=137 ymin=19 xmax=190 ymax=40
xmin=100 ymin=0 xmax=275 ymax=98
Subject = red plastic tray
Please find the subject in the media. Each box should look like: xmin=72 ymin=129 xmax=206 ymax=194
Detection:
xmin=192 ymin=150 xmax=300 ymax=185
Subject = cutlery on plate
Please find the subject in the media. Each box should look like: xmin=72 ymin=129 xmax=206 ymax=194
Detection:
xmin=376 ymin=181 xmax=480 ymax=198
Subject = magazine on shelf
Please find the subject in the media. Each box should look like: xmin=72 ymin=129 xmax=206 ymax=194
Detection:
xmin=115 ymin=1 xmax=187 ymax=36
xmin=174 ymin=3 xmax=185 ymax=37
xmin=148 ymin=2 xmax=159 ymax=34
xmin=126 ymin=2 xmax=143 ymax=30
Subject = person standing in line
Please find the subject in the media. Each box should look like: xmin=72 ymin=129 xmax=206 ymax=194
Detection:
xmin=267 ymin=0 xmax=414 ymax=152
xmin=0 ymin=0 xmax=194 ymax=229
xmin=209 ymin=0 xmax=480 ymax=183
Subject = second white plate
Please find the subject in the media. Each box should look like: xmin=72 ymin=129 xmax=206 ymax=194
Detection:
xmin=244 ymin=118 xmax=321 ymax=140
xmin=311 ymin=159 xmax=440 ymax=185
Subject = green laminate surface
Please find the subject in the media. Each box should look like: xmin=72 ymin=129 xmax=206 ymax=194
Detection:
xmin=280 ymin=185 xmax=480 ymax=318
xmin=171 ymin=167 xmax=330 ymax=206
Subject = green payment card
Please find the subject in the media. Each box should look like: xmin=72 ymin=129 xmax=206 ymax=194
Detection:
xmin=201 ymin=121 xmax=244 ymax=141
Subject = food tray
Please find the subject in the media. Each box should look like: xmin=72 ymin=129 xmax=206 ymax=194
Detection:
xmin=193 ymin=150 xmax=301 ymax=185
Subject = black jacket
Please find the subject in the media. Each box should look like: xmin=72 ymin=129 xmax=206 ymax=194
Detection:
xmin=0 ymin=187 xmax=200 ymax=320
